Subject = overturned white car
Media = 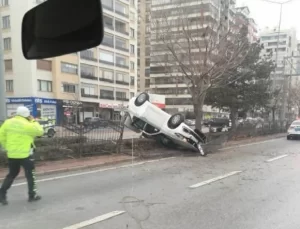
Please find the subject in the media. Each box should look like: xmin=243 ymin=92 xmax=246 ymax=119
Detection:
xmin=124 ymin=92 xmax=207 ymax=156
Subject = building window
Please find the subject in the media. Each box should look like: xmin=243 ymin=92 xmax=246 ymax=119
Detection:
xmin=61 ymin=83 xmax=77 ymax=93
xmin=102 ymin=33 xmax=114 ymax=47
xmin=100 ymin=89 xmax=114 ymax=99
xmin=130 ymin=44 xmax=135 ymax=54
xmin=99 ymin=50 xmax=114 ymax=64
xmin=130 ymin=92 xmax=134 ymax=98
xmin=116 ymin=55 xmax=128 ymax=68
xmin=61 ymin=62 xmax=78 ymax=74
xmin=102 ymin=0 xmax=113 ymax=10
xmin=0 ymin=0 xmax=9 ymax=7
xmin=3 ymin=37 xmax=11 ymax=50
xmin=2 ymin=15 xmax=10 ymax=29
xmin=81 ymin=84 xmax=96 ymax=95
xmin=115 ymin=37 xmax=128 ymax=51
xmin=130 ymin=0 xmax=135 ymax=7
xmin=38 ymin=80 xmax=52 ymax=92
xmin=115 ymin=19 xmax=128 ymax=34
xmin=130 ymin=28 xmax=135 ymax=38
xmin=5 ymin=80 xmax=13 ymax=92
xmin=101 ymin=69 xmax=114 ymax=81
xmin=80 ymin=49 xmax=95 ymax=61
xmin=37 ymin=60 xmax=52 ymax=71
xmin=4 ymin=59 xmax=12 ymax=71
xmin=130 ymin=76 xmax=135 ymax=85
xmin=116 ymin=91 xmax=126 ymax=99
xmin=115 ymin=1 xmax=128 ymax=16
xmin=103 ymin=15 xmax=114 ymax=30
xmin=130 ymin=61 xmax=135 ymax=70
xmin=116 ymin=72 xmax=129 ymax=84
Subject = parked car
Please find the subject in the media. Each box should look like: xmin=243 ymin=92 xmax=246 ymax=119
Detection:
xmin=124 ymin=92 xmax=207 ymax=156
xmin=83 ymin=117 xmax=108 ymax=128
xmin=37 ymin=120 xmax=56 ymax=138
xmin=208 ymin=118 xmax=231 ymax=133
xmin=287 ymin=120 xmax=300 ymax=140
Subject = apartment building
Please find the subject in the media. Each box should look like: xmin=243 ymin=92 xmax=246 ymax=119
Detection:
xmin=260 ymin=28 xmax=297 ymax=87
xmin=150 ymin=0 xmax=236 ymax=115
xmin=2 ymin=0 xmax=138 ymax=123
xmin=137 ymin=0 xmax=151 ymax=92
xmin=235 ymin=6 xmax=258 ymax=43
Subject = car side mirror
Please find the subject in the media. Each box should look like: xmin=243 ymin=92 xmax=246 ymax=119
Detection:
xmin=21 ymin=0 xmax=104 ymax=59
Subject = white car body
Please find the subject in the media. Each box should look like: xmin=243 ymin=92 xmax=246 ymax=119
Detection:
xmin=124 ymin=95 xmax=206 ymax=153
xmin=287 ymin=120 xmax=300 ymax=139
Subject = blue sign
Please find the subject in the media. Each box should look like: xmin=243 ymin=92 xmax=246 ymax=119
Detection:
xmin=6 ymin=97 xmax=57 ymax=105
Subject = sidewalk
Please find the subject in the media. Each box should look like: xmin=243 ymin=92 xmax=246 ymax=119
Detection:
xmin=0 ymin=154 xmax=133 ymax=181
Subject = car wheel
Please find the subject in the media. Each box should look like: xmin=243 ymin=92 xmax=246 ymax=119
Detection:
xmin=160 ymin=136 xmax=174 ymax=148
xmin=287 ymin=135 xmax=292 ymax=140
xmin=47 ymin=129 xmax=55 ymax=138
xmin=168 ymin=113 xmax=184 ymax=129
xmin=134 ymin=92 xmax=149 ymax=106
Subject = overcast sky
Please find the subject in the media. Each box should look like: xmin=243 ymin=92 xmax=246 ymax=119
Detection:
xmin=236 ymin=0 xmax=300 ymax=38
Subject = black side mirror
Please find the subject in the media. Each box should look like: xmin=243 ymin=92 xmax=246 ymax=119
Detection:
xmin=22 ymin=0 xmax=104 ymax=59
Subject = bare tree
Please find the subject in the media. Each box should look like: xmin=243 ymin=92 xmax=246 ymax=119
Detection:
xmin=151 ymin=0 xmax=250 ymax=129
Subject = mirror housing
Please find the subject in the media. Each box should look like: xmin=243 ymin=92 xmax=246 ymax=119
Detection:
xmin=22 ymin=0 xmax=104 ymax=59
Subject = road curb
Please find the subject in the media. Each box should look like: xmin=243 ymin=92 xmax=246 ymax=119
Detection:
xmin=0 ymin=158 xmax=134 ymax=182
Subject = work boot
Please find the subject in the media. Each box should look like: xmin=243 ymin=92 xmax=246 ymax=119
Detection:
xmin=28 ymin=195 xmax=42 ymax=203
xmin=0 ymin=194 xmax=8 ymax=205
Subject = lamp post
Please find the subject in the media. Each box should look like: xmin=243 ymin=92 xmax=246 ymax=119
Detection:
xmin=261 ymin=0 xmax=294 ymax=122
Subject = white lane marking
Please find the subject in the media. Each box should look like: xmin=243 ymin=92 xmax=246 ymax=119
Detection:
xmin=12 ymin=157 xmax=176 ymax=187
xmin=266 ymin=154 xmax=288 ymax=162
xmin=220 ymin=138 xmax=280 ymax=151
xmin=189 ymin=171 xmax=242 ymax=189
xmin=62 ymin=211 xmax=125 ymax=229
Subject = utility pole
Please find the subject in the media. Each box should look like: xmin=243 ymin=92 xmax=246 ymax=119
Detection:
xmin=0 ymin=9 xmax=6 ymax=121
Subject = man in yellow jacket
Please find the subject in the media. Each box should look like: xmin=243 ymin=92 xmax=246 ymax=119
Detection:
xmin=0 ymin=106 xmax=44 ymax=205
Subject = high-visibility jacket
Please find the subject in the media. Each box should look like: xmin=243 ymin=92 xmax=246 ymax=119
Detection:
xmin=0 ymin=116 xmax=44 ymax=159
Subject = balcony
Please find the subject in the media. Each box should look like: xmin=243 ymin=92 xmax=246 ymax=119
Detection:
xmin=116 ymin=97 xmax=129 ymax=101
xmin=80 ymin=55 xmax=97 ymax=62
xmin=99 ymin=60 xmax=114 ymax=66
xmin=102 ymin=41 xmax=114 ymax=48
xmin=81 ymin=94 xmax=98 ymax=99
xmin=115 ymin=29 xmax=129 ymax=36
xmin=116 ymin=63 xmax=129 ymax=69
xmin=116 ymin=46 xmax=129 ymax=52
xmin=99 ymin=78 xmax=114 ymax=83
xmin=81 ymin=72 xmax=98 ymax=80
xmin=102 ymin=5 xmax=113 ymax=11
xmin=115 ymin=11 xmax=129 ymax=18
xmin=100 ymin=95 xmax=115 ymax=100
xmin=116 ymin=80 xmax=129 ymax=85
xmin=104 ymin=25 xmax=114 ymax=31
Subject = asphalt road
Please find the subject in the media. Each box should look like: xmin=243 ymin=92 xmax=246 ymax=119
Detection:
xmin=1 ymin=137 xmax=300 ymax=229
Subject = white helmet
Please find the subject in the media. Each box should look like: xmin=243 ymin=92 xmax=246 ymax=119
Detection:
xmin=16 ymin=106 xmax=30 ymax=118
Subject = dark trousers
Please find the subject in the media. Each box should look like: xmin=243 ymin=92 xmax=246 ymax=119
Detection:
xmin=0 ymin=156 xmax=37 ymax=198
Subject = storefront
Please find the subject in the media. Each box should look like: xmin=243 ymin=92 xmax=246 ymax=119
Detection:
xmin=99 ymin=103 xmax=127 ymax=120
xmin=6 ymin=97 xmax=58 ymax=122
xmin=57 ymin=100 xmax=83 ymax=125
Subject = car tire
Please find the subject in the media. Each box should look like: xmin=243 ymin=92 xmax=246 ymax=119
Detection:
xmin=287 ymin=135 xmax=292 ymax=140
xmin=168 ymin=113 xmax=184 ymax=129
xmin=47 ymin=129 xmax=55 ymax=138
xmin=134 ymin=92 xmax=149 ymax=106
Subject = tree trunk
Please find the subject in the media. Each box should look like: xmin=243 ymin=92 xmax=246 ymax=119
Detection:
xmin=194 ymin=104 xmax=204 ymax=131
xmin=230 ymin=108 xmax=238 ymax=131
xmin=272 ymin=108 xmax=276 ymax=124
